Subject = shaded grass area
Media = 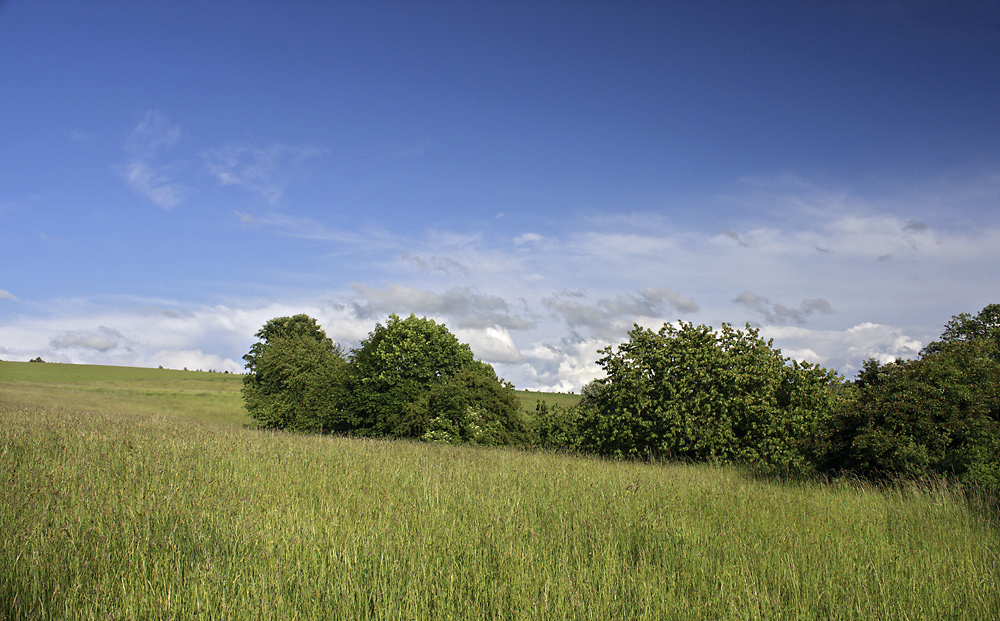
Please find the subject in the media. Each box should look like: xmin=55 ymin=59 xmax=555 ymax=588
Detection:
xmin=3 ymin=396 xmax=999 ymax=619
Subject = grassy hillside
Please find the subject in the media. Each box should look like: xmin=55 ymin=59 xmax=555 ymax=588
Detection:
xmin=2 ymin=362 xmax=999 ymax=619
xmin=0 ymin=361 xmax=249 ymax=425
xmin=0 ymin=360 xmax=576 ymax=422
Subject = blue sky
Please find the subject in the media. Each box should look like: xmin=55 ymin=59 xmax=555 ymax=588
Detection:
xmin=2 ymin=0 xmax=999 ymax=390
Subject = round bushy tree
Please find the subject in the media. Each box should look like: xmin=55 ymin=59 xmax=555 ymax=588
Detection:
xmin=347 ymin=314 xmax=526 ymax=444
xmin=242 ymin=314 xmax=351 ymax=433
xmin=579 ymin=321 xmax=841 ymax=472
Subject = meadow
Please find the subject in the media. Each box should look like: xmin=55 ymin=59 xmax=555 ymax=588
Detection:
xmin=1 ymin=361 xmax=998 ymax=619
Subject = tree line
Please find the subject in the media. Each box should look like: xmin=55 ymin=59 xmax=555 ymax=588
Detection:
xmin=243 ymin=305 xmax=1000 ymax=494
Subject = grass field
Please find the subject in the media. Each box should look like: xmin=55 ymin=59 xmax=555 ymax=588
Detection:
xmin=2 ymin=361 xmax=999 ymax=619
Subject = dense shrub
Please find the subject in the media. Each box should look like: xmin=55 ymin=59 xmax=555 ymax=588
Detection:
xmin=531 ymin=400 xmax=582 ymax=451
xmin=577 ymin=321 xmax=842 ymax=473
xmin=821 ymin=305 xmax=1000 ymax=493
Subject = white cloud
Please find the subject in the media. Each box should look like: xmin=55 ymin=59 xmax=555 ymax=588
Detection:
xmin=453 ymin=326 xmax=524 ymax=365
xmin=4 ymin=171 xmax=998 ymax=390
xmin=514 ymin=232 xmax=545 ymax=245
xmin=0 ymin=290 xmax=18 ymax=302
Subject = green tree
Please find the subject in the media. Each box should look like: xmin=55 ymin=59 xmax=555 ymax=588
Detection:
xmin=923 ymin=303 xmax=1000 ymax=358
xmin=347 ymin=314 xmax=526 ymax=444
xmin=242 ymin=314 xmax=351 ymax=432
xmin=823 ymin=306 xmax=1000 ymax=492
xmin=579 ymin=321 xmax=841 ymax=472
xmin=415 ymin=361 xmax=528 ymax=446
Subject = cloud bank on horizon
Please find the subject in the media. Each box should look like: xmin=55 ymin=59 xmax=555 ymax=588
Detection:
xmin=1 ymin=1 xmax=998 ymax=390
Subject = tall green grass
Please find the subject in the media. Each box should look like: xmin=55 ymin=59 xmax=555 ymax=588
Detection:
xmin=3 ymin=392 xmax=998 ymax=619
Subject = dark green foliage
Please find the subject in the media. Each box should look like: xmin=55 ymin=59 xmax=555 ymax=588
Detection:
xmin=412 ymin=362 xmax=528 ymax=446
xmin=578 ymin=321 xmax=841 ymax=473
xmin=924 ymin=303 xmax=1000 ymax=357
xmin=531 ymin=400 xmax=582 ymax=451
xmin=241 ymin=313 xmax=526 ymax=446
xmin=347 ymin=313 xmax=475 ymax=435
xmin=242 ymin=315 xmax=351 ymax=432
xmin=822 ymin=308 xmax=1000 ymax=493
xmin=347 ymin=314 xmax=527 ymax=445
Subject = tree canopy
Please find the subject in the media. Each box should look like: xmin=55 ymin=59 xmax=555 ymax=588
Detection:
xmin=577 ymin=321 xmax=841 ymax=472
xmin=823 ymin=305 xmax=1000 ymax=492
xmin=242 ymin=313 xmax=527 ymax=446
xmin=347 ymin=314 xmax=525 ymax=443
xmin=242 ymin=314 xmax=351 ymax=433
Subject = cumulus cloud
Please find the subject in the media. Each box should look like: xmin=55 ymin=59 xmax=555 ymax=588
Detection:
xmin=453 ymin=326 xmax=524 ymax=364
xmin=510 ymin=336 xmax=610 ymax=392
xmin=762 ymin=322 xmax=925 ymax=376
xmin=732 ymin=291 xmax=834 ymax=325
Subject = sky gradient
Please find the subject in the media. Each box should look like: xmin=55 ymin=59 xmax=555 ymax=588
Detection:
xmin=2 ymin=0 xmax=999 ymax=390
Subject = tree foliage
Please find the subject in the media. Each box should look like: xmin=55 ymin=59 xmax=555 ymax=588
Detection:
xmin=242 ymin=313 xmax=526 ymax=446
xmin=822 ymin=305 xmax=1000 ymax=492
xmin=242 ymin=315 xmax=351 ymax=432
xmin=577 ymin=321 xmax=841 ymax=472
xmin=347 ymin=314 xmax=526 ymax=444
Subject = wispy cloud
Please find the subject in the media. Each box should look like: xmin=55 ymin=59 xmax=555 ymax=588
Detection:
xmin=0 ymin=290 xmax=19 ymax=302
xmin=124 ymin=110 xmax=181 ymax=157
xmin=118 ymin=161 xmax=191 ymax=209
xmin=115 ymin=110 xmax=192 ymax=209
xmin=203 ymin=143 xmax=325 ymax=205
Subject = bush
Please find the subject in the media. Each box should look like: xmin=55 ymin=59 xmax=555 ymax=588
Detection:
xmin=822 ymin=312 xmax=1000 ymax=493
xmin=346 ymin=314 xmax=528 ymax=445
xmin=577 ymin=321 xmax=842 ymax=473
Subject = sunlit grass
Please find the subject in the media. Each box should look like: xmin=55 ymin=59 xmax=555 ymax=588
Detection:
xmin=3 ymin=393 xmax=998 ymax=619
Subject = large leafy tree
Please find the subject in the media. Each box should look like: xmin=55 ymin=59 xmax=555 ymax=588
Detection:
xmin=347 ymin=313 xmax=526 ymax=444
xmin=242 ymin=314 xmax=351 ymax=433
xmin=579 ymin=321 xmax=841 ymax=472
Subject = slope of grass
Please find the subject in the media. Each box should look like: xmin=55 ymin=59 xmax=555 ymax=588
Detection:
xmin=3 ymin=388 xmax=999 ymax=619
xmin=0 ymin=361 xmax=248 ymax=426
xmin=517 ymin=389 xmax=583 ymax=413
